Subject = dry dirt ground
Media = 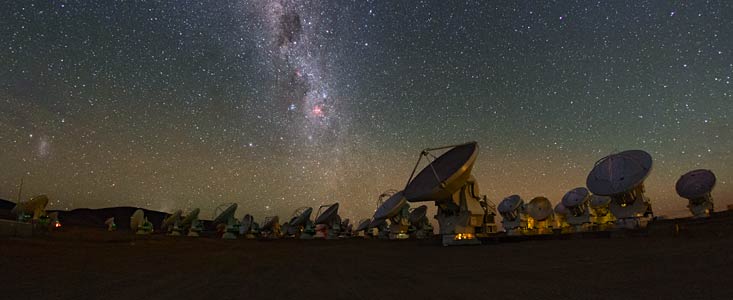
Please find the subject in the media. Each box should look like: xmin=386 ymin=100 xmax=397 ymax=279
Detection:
xmin=1 ymin=224 xmax=732 ymax=300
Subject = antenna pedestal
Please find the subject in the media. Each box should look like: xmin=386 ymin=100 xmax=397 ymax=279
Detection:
xmin=526 ymin=216 xmax=554 ymax=235
xmin=688 ymin=195 xmax=714 ymax=218
xmin=609 ymin=198 xmax=652 ymax=229
xmin=501 ymin=218 xmax=528 ymax=236
xmin=434 ymin=181 xmax=494 ymax=246
xmin=299 ymin=222 xmax=315 ymax=239
xmin=591 ymin=210 xmax=615 ymax=231
xmin=167 ymin=224 xmax=183 ymax=236
xmin=136 ymin=221 xmax=153 ymax=235
xmin=187 ymin=220 xmax=202 ymax=237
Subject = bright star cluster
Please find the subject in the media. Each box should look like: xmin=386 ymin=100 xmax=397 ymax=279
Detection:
xmin=0 ymin=1 xmax=730 ymax=221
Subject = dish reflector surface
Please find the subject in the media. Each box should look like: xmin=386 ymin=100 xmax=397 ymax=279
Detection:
xmin=180 ymin=208 xmax=200 ymax=226
xmin=163 ymin=210 xmax=183 ymax=227
xmin=404 ymin=142 xmax=478 ymax=202
xmin=289 ymin=207 xmax=313 ymax=227
xmin=562 ymin=187 xmax=590 ymax=208
xmin=408 ymin=205 xmax=428 ymax=224
xmin=130 ymin=209 xmax=144 ymax=231
xmin=355 ymin=218 xmax=371 ymax=231
xmin=374 ymin=191 xmax=407 ymax=220
xmin=590 ymin=195 xmax=611 ymax=208
xmin=315 ymin=203 xmax=339 ymax=225
xmin=262 ymin=215 xmax=279 ymax=230
xmin=498 ymin=195 xmax=523 ymax=214
xmin=586 ymin=150 xmax=653 ymax=196
xmin=676 ymin=169 xmax=716 ymax=199
xmin=527 ymin=197 xmax=553 ymax=220
xmin=213 ymin=203 xmax=238 ymax=224
xmin=241 ymin=214 xmax=254 ymax=233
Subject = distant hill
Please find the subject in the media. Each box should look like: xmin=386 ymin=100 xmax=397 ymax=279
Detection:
xmin=0 ymin=198 xmax=15 ymax=210
xmin=0 ymin=199 xmax=213 ymax=231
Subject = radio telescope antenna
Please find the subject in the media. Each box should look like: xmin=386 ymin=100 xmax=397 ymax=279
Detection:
xmin=561 ymin=187 xmax=592 ymax=231
xmin=11 ymin=194 xmax=49 ymax=222
xmin=213 ymin=203 xmax=239 ymax=239
xmin=498 ymin=195 xmax=527 ymax=235
xmin=260 ymin=215 xmax=281 ymax=238
xmin=368 ymin=217 xmax=389 ymax=239
xmin=180 ymin=208 xmax=202 ymax=236
xmin=130 ymin=209 xmax=153 ymax=235
xmin=676 ymin=169 xmax=716 ymax=218
xmin=586 ymin=150 xmax=654 ymax=229
xmin=161 ymin=209 xmax=183 ymax=236
xmin=589 ymin=195 xmax=615 ymax=229
xmin=526 ymin=196 xmax=554 ymax=235
xmin=373 ymin=190 xmax=411 ymax=239
xmin=288 ymin=207 xmax=315 ymax=239
xmin=315 ymin=203 xmax=341 ymax=239
xmin=402 ymin=142 xmax=497 ymax=245
xmin=354 ymin=218 xmax=372 ymax=237
xmin=408 ymin=205 xmax=433 ymax=239
xmin=105 ymin=217 xmax=117 ymax=231
xmin=339 ymin=218 xmax=352 ymax=238
xmin=240 ymin=214 xmax=260 ymax=238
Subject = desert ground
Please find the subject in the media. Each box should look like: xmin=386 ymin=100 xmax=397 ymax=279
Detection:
xmin=2 ymin=213 xmax=733 ymax=300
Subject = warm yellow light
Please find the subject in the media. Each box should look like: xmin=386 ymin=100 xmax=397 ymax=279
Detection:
xmin=454 ymin=233 xmax=475 ymax=240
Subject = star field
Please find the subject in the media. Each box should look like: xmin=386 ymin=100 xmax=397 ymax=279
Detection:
xmin=1 ymin=1 xmax=730 ymax=221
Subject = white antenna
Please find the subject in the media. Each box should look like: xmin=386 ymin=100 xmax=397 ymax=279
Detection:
xmin=526 ymin=196 xmax=554 ymax=235
xmin=408 ymin=205 xmax=432 ymax=239
xmin=11 ymin=194 xmax=49 ymax=222
xmin=130 ymin=209 xmax=152 ymax=235
xmin=590 ymin=195 xmax=615 ymax=229
xmin=402 ymin=142 xmax=496 ymax=245
xmin=161 ymin=209 xmax=183 ymax=236
xmin=104 ymin=217 xmax=116 ymax=231
xmin=498 ymin=195 xmax=527 ymax=235
xmin=260 ymin=215 xmax=281 ymax=238
xmin=180 ymin=208 xmax=202 ymax=237
xmin=288 ymin=207 xmax=315 ymax=239
xmin=314 ymin=203 xmax=341 ymax=239
xmin=561 ymin=187 xmax=592 ymax=231
xmin=213 ymin=203 xmax=239 ymax=239
xmin=676 ymin=169 xmax=716 ymax=218
xmin=373 ymin=190 xmax=410 ymax=239
xmin=240 ymin=214 xmax=256 ymax=238
xmin=586 ymin=150 xmax=654 ymax=229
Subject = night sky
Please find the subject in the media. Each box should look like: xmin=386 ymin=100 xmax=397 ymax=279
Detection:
xmin=1 ymin=1 xmax=730 ymax=221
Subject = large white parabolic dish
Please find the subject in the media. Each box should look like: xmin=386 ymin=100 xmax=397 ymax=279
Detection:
xmin=162 ymin=209 xmax=183 ymax=228
xmin=408 ymin=205 xmax=428 ymax=224
xmin=374 ymin=191 xmax=407 ymax=220
xmin=12 ymin=194 xmax=50 ymax=219
xmin=676 ymin=169 xmax=716 ymax=200
xmin=289 ymin=207 xmax=313 ymax=227
xmin=355 ymin=218 xmax=371 ymax=232
xmin=562 ymin=187 xmax=590 ymax=208
xmin=404 ymin=142 xmax=478 ymax=202
xmin=213 ymin=203 xmax=238 ymax=224
xmin=180 ymin=208 xmax=200 ymax=227
xmin=498 ymin=195 xmax=523 ymax=214
xmin=241 ymin=214 xmax=254 ymax=233
xmin=262 ymin=215 xmax=279 ymax=231
xmin=315 ymin=203 xmax=340 ymax=225
xmin=527 ymin=197 xmax=553 ymax=221
xmin=586 ymin=150 xmax=653 ymax=196
xmin=130 ymin=209 xmax=144 ymax=231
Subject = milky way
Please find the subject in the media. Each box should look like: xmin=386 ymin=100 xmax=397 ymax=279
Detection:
xmin=0 ymin=1 xmax=730 ymax=221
